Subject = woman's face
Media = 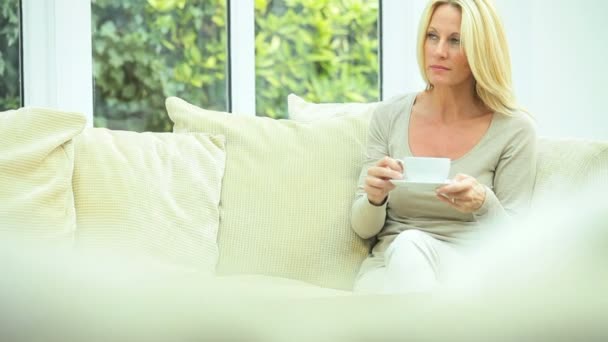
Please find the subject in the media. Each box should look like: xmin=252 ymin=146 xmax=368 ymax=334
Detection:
xmin=424 ymin=4 xmax=473 ymax=89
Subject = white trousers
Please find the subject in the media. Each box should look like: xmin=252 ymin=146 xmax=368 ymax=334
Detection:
xmin=353 ymin=230 xmax=463 ymax=294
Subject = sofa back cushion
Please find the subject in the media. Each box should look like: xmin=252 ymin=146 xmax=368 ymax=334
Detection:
xmin=288 ymin=93 xmax=379 ymax=122
xmin=0 ymin=108 xmax=86 ymax=245
xmin=72 ymin=128 xmax=226 ymax=272
xmin=166 ymin=97 xmax=371 ymax=290
xmin=533 ymin=137 xmax=608 ymax=206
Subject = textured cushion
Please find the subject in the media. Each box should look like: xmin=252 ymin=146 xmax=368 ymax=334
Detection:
xmin=533 ymin=137 xmax=608 ymax=206
xmin=72 ymin=128 xmax=226 ymax=272
xmin=287 ymin=93 xmax=379 ymax=122
xmin=0 ymin=108 xmax=86 ymax=244
xmin=166 ymin=96 xmax=371 ymax=290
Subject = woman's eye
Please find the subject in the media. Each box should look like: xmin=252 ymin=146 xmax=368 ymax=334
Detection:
xmin=426 ymin=33 xmax=438 ymax=40
xmin=450 ymin=38 xmax=461 ymax=45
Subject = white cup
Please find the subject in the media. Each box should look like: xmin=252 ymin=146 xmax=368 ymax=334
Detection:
xmin=401 ymin=157 xmax=451 ymax=183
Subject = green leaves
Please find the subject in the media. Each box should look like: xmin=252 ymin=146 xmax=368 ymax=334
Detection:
xmin=0 ymin=0 xmax=380 ymax=127
xmin=147 ymin=0 xmax=187 ymax=12
xmin=254 ymin=0 xmax=380 ymax=119
xmin=92 ymin=0 xmax=228 ymax=132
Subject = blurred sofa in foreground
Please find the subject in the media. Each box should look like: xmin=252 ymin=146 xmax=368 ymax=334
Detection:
xmin=1 ymin=95 xmax=607 ymax=340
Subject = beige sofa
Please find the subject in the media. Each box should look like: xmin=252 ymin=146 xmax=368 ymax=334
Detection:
xmin=1 ymin=96 xmax=608 ymax=340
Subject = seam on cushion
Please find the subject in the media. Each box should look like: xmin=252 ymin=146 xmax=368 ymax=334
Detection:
xmin=61 ymin=142 xmax=78 ymax=247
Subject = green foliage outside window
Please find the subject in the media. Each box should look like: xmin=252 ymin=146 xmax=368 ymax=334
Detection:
xmin=255 ymin=0 xmax=379 ymax=118
xmin=93 ymin=0 xmax=379 ymax=129
xmin=0 ymin=0 xmax=21 ymax=111
xmin=92 ymin=0 xmax=228 ymax=132
xmin=0 ymin=0 xmax=379 ymax=128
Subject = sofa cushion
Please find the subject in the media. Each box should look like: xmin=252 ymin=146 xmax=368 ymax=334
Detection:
xmin=533 ymin=137 xmax=608 ymax=206
xmin=0 ymin=108 xmax=86 ymax=245
xmin=72 ymin=128 xmax=226 ymax=272
xmin=166 ymin=97 xmax=371 ymax=290
xmin=209 ymin=275 xmax=351 ymax=298
xmin=287 ymin=94 xmax=379 ymax=122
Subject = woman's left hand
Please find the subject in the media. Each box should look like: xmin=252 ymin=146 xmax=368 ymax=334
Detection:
xmin=435 ymin=174 xmax=487 ymax=213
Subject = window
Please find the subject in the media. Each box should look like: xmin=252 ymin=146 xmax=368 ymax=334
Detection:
xmin=254 ymin=0 xmax=380 ymax=118
xmin=0 ymin=0 xmax=22 ymax=111
xmin=91 ymin=0 xmax=228 ymax=132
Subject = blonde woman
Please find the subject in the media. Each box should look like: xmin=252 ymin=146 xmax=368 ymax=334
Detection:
xmin=351 ymin=0 xmax=537 ymax=294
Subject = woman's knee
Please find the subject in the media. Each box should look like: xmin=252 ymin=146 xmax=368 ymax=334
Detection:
xmin=385 ymin=230 xmax=430 ymax=262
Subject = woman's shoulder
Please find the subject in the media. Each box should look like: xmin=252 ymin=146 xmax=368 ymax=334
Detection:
xmin=492 ymin=109 xmax=538 ymax=143
xmin=380 ymin=92 xmax=417 ymax=107
xmin=371 ymin=92 xmax=417 ymax=119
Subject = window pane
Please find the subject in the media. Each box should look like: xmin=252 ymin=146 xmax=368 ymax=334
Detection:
xmin=255 ymin=0 xmax=380 ymax=118
xmin=92 ymin=0 xmax=228 ymax=132
xmin=0 ymin=0 xmax=22 ymax=110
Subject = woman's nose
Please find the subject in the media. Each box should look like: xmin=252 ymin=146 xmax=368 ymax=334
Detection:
xmin=433 ymin=41 xmax=448 ymax=58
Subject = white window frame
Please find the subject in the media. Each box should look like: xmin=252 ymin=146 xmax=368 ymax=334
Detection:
xmin=381 ymin=0 xmax=426 ymax=100
xmin=21 ymin=0 xmax=423 ymax=122
xmin=228 ymin=0 xmax=255 ymax=115
xmin=22 ymin=0 xmax=93 ymax=124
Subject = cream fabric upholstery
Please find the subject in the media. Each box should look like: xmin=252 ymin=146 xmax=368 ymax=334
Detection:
xmin=287 ymin=93 xmax=379 ymax=122
xmin=210 ymin=275 xmax=350 ymax=298
xmin=5 ymin=183 xmax=608 ymax=342
xmin=0 ymin=108 xmax=86 ymax=245
xmin=533 ymin=137 xmax=608 ymax=206
xmin=166 ymin=96 xmax=371 ymax=290
xmin=73 ymin=128 xmax=226 ymax=272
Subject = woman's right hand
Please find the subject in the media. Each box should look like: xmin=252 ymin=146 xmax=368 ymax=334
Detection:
xmin=365 ymin=156 xmax=404 ymax=206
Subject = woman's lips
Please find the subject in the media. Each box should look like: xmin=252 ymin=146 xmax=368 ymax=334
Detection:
xmin=430 ymin=65 xmax=450 ymax=71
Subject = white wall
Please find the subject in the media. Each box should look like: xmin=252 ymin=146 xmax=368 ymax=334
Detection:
xmin=496 ymin=0 xmax=608 ymax=140
xmin=381 ymin=0 xmax=426 ymax=99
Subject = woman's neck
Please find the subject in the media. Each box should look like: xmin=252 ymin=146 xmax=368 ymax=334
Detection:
xmin=425 ymin=84 xmax=486 ymax=123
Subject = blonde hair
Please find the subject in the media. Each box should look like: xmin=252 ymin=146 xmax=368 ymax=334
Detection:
xmin=417 ymin=0 xmax=520 ymax=115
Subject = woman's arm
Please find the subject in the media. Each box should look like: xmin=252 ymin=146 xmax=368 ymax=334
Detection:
xmin=474 ymin=115 xmax=537 ymax=222
xmin=437 ymin=113 xmax=537 ymax=223
xmin=351 ymin=105 xmax=399 ymax=239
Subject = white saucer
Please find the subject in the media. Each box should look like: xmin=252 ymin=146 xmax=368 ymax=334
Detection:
xmin=390 ymin=179 xmax=451 ymax=191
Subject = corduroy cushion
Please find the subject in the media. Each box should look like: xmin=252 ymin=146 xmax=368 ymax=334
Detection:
xmin=72 ymin=128 xmax=226 ymax=272
xmin=287 ymin=93 xmax=379 ymax=122
xmin=533 ymin=137 xmax=608 ymax=207
xmin=166 ymin=96 xmax=371 ymax=290
xmin=0 ymin=108 xmax=86 ymax=245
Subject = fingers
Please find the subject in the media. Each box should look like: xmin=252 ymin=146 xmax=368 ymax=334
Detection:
xmin=435 ymin=174 xmax=486 ymax=213
xmin=369 ymin=157 xmax=403 ymax=181
xmin=365 ymin=179 xmax=394 ymax=206
xmin=365 ymin=170 xmax=398 ymax=195
xmin=365 ymin=182 xmax=392 ymax=198
xmin=368 ymin=166 xmax=402 ymax=181
xmin=436 ymin=191 xmax=465 ymax=205
xmin=365 ymin=175 xmax=390 ymax=189
xmin=452 ymin=174 xmax=468 ymax=182
xmin=436 ymin=192 xmax=460 ymax=207
xmin=376 ymin=156 xmax=404 ymax=173
xmin=364 ymin=157 xmax=403 ymax=205
xmin=436 ymin=173 xmax=473 ymax=194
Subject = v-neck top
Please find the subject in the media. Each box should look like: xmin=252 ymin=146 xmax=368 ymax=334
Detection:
xmin=351 ymin=92 xmax=537 ymax=255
